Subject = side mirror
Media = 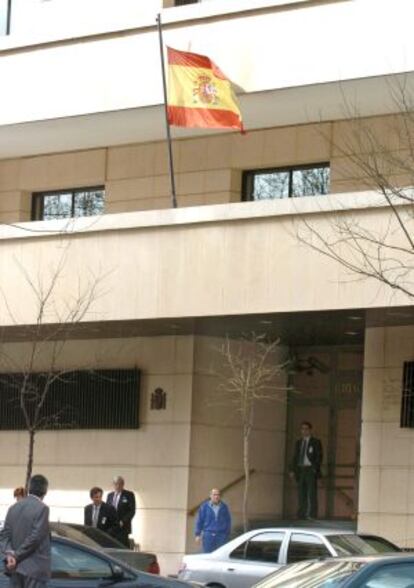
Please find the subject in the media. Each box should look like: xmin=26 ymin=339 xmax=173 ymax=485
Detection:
xmin=111 ymin=565 xmax=125 ymax=581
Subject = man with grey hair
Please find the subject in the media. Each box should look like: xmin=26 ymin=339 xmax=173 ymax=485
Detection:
xmin=0 ymin=474 xmax=50 ymax=588
xmin=107 ymin=476 xmax=136 ymax=547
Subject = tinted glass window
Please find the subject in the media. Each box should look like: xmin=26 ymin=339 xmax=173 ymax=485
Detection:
xmin=362 ymin=563 xmax=414 ymax=587
xmin=244 ymin=532 xmax=284 ymax=564
xmin=360 ymin=536 xmax=400 ymax=554
xmin=244 ymin=164 xmax=330 ymax=201
xmin=230 ymin=540 xmax=247 ymax=560
xmin=330 ymin=534 xmax=400 ymax=556
xmin=32 ymin=187 xmax=105 ymax=221
xmin=287 ymin=533 xmax=330 ymax=564
xmin=51 ymin=542 xmax=113 ymax=579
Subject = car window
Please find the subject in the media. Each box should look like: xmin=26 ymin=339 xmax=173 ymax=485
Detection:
xmin=245 ymin=532 xmax=285 ymax=563
xmin=361 ymin=563 xmax=414 ymax=588
xmin=329 ymin=535 xmax=399 ymax=557
xmin=360 ymin=536 xmax=401 ymax=554
xmin=230 ymin=540 xmax=248 ymax=560
xmin=287 ymin=533 xmax=331 ymax=564
xmin=230 ymin=532 xmax=284 ymax=563
xmin=51 ymin=542 xmax=113 ymax=579
xmin=74 ymin=526 xmax=126 ymax=549
xmin=51 ymin=524 xmax=100 ymax=549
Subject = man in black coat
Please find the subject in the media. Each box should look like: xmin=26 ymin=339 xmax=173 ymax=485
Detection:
xmin=84 ymin=487 xmax=118 ymax=536
xmin=107 ymin=476 xmax=136 ymax=547
xmin=289 ymin=421 xmax=323 ymax=520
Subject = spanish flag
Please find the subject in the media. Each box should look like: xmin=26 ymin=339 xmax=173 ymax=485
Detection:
xmin=167 ymin=47 xmax=244 ymax=132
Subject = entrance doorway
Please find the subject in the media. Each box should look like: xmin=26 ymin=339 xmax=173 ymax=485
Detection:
xmin=284 ymin=346 xmax=363 ymax=521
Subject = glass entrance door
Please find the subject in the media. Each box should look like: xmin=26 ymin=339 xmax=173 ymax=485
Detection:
xmin=283 ymin=346 xmax=362 ymax=521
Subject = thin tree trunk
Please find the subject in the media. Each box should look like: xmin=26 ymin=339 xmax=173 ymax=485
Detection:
xmin=243 ymin=423 xmax=251 ymax=533
xmin=25 ymin=429 xmax=35 ymax=492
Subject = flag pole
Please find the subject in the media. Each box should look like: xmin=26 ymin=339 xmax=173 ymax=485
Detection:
xmin=156 ymin=13 xmax=177 ymax=209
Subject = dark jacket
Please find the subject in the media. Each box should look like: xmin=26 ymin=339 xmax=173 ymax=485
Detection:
xmin=107 ymin=490 xmax=136 ymax=534
xmin=195 ymin=500 xmax=232 ymax=538
xmin=84 ymin=501 xmax=118 ymax=535
xmin=0 ymin=495 xmax=51 ymax=580
xmin=290 ymin=436 xmax=323 ymax=479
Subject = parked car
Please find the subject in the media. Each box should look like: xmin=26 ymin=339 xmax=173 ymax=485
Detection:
xmin=0 ymin=535 xmax=189 ymax=588
xmin=50 ymin=522 xmax=160 ymax=574
xmin=177 ymin=528 xmax=401 ymax=588
xmin=253 ymin=553 xmax=414 ymax=587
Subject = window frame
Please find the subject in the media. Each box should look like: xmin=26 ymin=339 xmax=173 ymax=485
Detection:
xmin=242 ymin=162 xmax=330 ymax=201
xmin=286 ymin=531 xmax=332 ymax=565
xmin=230 ymin=531 xmax=285 ymax=564
xmin=31 ymin=185 xmax=105 ymax=221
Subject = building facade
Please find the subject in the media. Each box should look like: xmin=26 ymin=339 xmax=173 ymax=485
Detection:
xmin=0 ymin=0 xmax=413 ymax=574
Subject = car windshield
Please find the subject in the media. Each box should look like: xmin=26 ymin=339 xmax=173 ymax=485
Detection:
xmin=329 ymin=535 xmax=397 ymax=556
xmin=51 ymin=524 xmax=99 ymax=548
xmin=50 ymin=523 xmax=126 ymax=550
xmin=257 ymin=560 xmax=366 ymax=588
xmin=71 ymin=526 xmax=126 ymax=549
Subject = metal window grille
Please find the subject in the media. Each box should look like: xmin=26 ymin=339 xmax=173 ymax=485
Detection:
xmin=0 ymin=369 xmax=140 ymax=430
xmin=401 ymin=362 xmax=414 ymax=428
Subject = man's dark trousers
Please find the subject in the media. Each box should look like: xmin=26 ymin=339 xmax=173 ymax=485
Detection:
xmin=297 ymin=466 xmax=318 ymax=518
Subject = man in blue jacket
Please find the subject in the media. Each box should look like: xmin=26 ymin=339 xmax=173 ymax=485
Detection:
xmin=195 ymin=488 xmax=231 ymax=553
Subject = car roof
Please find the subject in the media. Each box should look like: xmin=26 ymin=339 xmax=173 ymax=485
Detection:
xmin=317 ymin=552 xmax=414 ymax=564
xmin=233 ymin=527 xmax=359 ymax=537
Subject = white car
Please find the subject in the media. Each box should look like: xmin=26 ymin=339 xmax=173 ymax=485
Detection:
xmin=178 ymin=528 xmax=400 ymax=588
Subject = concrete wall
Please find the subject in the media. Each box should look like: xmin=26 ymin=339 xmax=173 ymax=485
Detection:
xmin=0 ymin=113 xmax=408 ymax=220
xmin=0 ymin=335 xmax=194 ymax=574
xmin=1 ymin=1 xmax=413 ymax=127
xmin=186 ymin=336 xmax=288 ymax=550
xmin=358 ymin=326 xmax=414 ymax=548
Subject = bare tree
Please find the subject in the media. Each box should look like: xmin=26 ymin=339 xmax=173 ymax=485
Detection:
xmin=0 ymin=252 xmax=105 ymax=490
xmin=297 ymin=80 xmax=414 ymax=300
xmin=214 ymin=333 xmax=289 ymax=532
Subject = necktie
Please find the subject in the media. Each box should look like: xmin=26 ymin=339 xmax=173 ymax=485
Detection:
xmin=299 ymin=439 xmax=307 ymax=465
xmin=113 ymin=493 xmax=119 ymax=509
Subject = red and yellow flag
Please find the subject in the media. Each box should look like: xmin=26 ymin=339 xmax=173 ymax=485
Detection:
xmin=167 ymin=47 xmax=244 ymax=132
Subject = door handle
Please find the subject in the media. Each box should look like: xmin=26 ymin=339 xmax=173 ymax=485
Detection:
xmin=227 ymin=568 xmax=235 ymax=572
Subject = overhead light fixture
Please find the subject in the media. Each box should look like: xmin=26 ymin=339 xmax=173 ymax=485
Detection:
xmin=347 ymin=315 xmax=363 ymax=321
xmin=344 ymin=331 xmax=360 ymax=336
xmin=259 ymin=320 xmax=273 ymax=325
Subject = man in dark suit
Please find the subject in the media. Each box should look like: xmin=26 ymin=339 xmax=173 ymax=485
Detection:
xmin=0 ymin=474 xmax=50 ymax=588
xmin=84 ymin=487 xmax=118 ymax=536
xmin=289 ymin=421 xmax=323 ymax=520
xmin=107 ymin=476 xmax=136 ymax=547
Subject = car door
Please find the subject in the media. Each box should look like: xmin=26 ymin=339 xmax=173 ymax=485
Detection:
xmin=48 ymin=541 xmax=137 ymax=588
xmin=284 ymin=532 xmax=332 ymax=565
xmin=222 ymin=531 xmax=286 ymax=588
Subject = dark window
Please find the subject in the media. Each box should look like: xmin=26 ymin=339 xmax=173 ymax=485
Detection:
xmin=287 ymin=533 xmax=330 ymax=564
xmin=0 ymin=0 xmax=11 ymax=35
xmin=243 ymin=164 xmax=330 ymax=201
xmin=231 ymin=532 xmax=284 ymax=564
xmin=51 ymin=542 xmax=113 ymax=579
xmin=32 ymin=187 xmax=105 ymax=221
xmin=401 ymin=362 xmax=414 ymax=428
xmin=361 ymin=563 xmax=414 ymax=587
xmin=174 ymin=0 xmax=199 ymax=5
xmin=0 ymin=369 xmax=140 ymax=430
